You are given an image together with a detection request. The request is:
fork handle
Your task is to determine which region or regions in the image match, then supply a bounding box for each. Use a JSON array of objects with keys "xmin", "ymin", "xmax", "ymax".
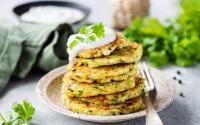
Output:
[{"xmin": 145, "ymin": 94, "xmax": 163, "ymax": 125}]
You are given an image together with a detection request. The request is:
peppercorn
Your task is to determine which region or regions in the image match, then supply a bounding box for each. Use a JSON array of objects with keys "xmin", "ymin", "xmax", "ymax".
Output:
[
  {"xmin": 173, "ymin": 76, "xmax": 177, "ymax": 80},
  {"xmin": 178, "ymin": 80, "xmax": 183, "ymax": 84},
  {"xmin": 177, "ymin": 70, "xmax": 181, "ymax": 75},
  {"xmin": 179, "ymin": 93, "xmax": 185, "ymax": 97}
]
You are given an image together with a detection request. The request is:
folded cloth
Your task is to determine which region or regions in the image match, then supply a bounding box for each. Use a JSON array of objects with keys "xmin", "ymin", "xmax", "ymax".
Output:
[{"xmin": 0, "ymin": 21, "xmax": 73, "ymax": 93}]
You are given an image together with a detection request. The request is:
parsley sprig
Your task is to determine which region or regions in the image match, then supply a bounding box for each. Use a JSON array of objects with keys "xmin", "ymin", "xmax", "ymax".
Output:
[
  {"xmin": 0, "ymin": 100, "xmax": 35, "ymax": 125},
  {"xmin": 69, "ymin": 22, "xmax": 105, "ymax": 49}
]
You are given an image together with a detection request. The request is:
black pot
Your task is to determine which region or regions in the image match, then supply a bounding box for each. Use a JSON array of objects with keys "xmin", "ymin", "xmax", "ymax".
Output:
[{"xmin": 13, "ymin": 1, "xmax": 91, "ymax": 31}]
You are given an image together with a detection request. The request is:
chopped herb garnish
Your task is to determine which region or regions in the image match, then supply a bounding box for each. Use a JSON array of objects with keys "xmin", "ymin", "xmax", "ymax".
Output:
[
  {"xmin": 112, "ymin": 112, "xmax": 117, "ymax": 115},
  {"xmin": 78, "ymin": 90, "xmax": 83, "ymax": 96},
  {"xmin": 68, "ymin": 88, "xmax": 74, "ymax": 92},
  {"xmin": 112, "ymin": 98, "xmax": 118, "ymax": 103},
  {"xmin": 68, "ymin": 22, "xmax": 106, "ymax": 49},
  {"xmin": 69, "ymin": 40, "xmax": 79, "ymax": 49},
  {"xmin": 76, "ymin": 36, "xmax": 84, "ymax": 41},
  {"xmin": 79, "ymin": 25, "xmax": 88, "ymax": 34},
  {"xmin": 72, "ymin": 68, "xmax": 76, "ymax": 72},
  {"xmin": 91, "ymin": 22, "xmax": 105, "ymax": 38},
  {"xmin": 88, "ymin": 34, "xmax": 97, "ymax": 41}
]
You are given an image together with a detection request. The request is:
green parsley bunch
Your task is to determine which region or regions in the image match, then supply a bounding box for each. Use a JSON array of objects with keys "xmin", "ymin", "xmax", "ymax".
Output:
[{"xmin": 123, "ymin": 0, "xmax": 200, "ymax": 67}]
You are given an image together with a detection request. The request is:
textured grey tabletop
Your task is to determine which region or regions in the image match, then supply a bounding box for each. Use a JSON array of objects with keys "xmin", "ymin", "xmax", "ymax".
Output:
[{"xmin": 0, "ymin": 0, "xmax": 200, "ymax": 125}]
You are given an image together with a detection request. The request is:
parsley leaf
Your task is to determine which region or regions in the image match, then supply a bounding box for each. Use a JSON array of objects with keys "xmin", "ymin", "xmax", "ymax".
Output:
[
  {"xmin": 13, "ymin": 100, "xmax": 35, "ymax": 122},
  {"xmin": 149, "ymin": 50, "xmax": 169, "ymax": 67},
  {"xmin": 0, "ymin": 100, "xmax": 35, "ymax": 125}
]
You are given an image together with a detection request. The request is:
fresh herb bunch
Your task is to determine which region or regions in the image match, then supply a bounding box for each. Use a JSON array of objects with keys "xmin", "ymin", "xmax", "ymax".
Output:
[
  {"xmin": 123, "ymin": 0, "xmax": 200, "ymax": 67},
  {"xmin": 69, "ymin": 22, "xmax": 105, "ymax": 49},
  {"xmin": 0, "ymin": 100, "xmax": 35, "ymax": 125}
]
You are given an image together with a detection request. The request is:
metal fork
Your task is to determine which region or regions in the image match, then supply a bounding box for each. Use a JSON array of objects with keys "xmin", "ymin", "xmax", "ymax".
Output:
[{"xmin": 139, "ymin": 62, "xmax": 163, "ymax": 125}]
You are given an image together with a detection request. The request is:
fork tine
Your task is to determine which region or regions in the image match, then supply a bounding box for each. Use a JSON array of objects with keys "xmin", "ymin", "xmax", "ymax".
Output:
[
  {"xmin": 143, "ymin": 62, "xmax": 155, "ymax": 91},
  {"xmin": 139, "ymin": 67, "xmax": 149, "ymax": 92}
]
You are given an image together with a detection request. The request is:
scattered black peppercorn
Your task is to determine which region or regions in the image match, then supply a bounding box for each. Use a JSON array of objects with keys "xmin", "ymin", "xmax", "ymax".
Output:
[
  {"xmin": 177, "ymin": 70, "xmax": 181, "ymax": 75},
  {"xmin": 173, "ymin": 76, "xmax": 177, "ymax": 80},
  {"xmin": 179, "ymin": 93, "xmax": 185, "ymax": 97}
]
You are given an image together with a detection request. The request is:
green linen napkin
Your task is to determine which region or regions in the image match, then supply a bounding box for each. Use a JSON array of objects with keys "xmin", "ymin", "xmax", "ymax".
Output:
[
  {"xmin": 0, "ymin": 23, "xmax": 25, "ymax": 93},
  {"xmin": 0, "ymin": 21, "xmax": 73, "ymax": 93}
]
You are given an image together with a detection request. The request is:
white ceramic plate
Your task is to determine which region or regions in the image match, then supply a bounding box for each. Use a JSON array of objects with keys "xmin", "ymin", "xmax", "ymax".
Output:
[{"xmin": 36, "ymin": 65, "xmax": 175, "ymax": 123}]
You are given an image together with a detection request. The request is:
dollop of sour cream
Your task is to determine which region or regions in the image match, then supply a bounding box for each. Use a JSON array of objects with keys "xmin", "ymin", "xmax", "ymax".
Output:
[{"xmin": 67, "ymin": 27, "xmax": 116, "ymax": 62}]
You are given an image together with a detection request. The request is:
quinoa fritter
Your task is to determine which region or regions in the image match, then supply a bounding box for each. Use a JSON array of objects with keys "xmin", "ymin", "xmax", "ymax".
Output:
[
  {"xmin": 62, "ymin": 77, "xmax": 135, "ymax": 97},
  {"xmin": 77, "ymin": 32, "xmax": 132, "ymax": 58},
  {"xmin": 74, "ymin": 43, "xmax": 142, "ymax": 68},
  {"xmin": 65, "ymin": 64, "xmax": 136, "ymax": 83},
  {"xmin": 68, "ymin": 71, "xmax": 135, "ymax": 83},
  {"xmin": 71, "ymin": 76, "xmax": 144, "ymax": 105},
  {"xmin": 65, "ymin": 96, "xmax": 145, "ymax": 116}
]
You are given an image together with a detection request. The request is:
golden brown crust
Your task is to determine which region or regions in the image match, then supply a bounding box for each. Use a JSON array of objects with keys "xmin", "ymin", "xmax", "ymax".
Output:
[
  {"xmin": 62, "ymin": 77, "xmax": 135, "ymax": 97},
  {"xmin": 72, "ymin": 80, "xmax": 144, "ymax": 105},
  {"xmin": 63, "ymin": 74, "xmax": 144, "ymax": 106},
  {"xmin": 74, "ymin": 44, "xmax": 142, "ymax": 68},
  {"xmin": 66, "ymin": 64, "xmax": 136, "ymax": 83},
  {"xmin": 77, "ymin": 32, "xmax": 132, "ymax": 58},
  {"xmin": 65, "ymin": 96, "xmax": 145, "ymax": 116},
  {"xmin": 69, "ymin": 71, "xmax": 135, "ymax": 83}
]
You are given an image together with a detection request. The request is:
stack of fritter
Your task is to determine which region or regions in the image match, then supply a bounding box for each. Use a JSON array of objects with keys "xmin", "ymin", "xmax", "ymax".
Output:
[{"xmin": 62, "ymin": 32, "xmax": 145, "ymax": 116}]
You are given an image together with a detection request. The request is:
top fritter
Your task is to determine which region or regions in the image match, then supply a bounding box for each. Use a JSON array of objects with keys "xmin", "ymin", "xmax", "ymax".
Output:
[{"xmin": 66, "ymin": 23, "xmax": 142, "ymax": 68}]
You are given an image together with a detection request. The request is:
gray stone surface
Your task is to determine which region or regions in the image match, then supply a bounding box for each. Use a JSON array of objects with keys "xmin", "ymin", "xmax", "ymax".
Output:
[{"xmin": 0, "ymin": 0, "xmax": 200, "ymax": 125}]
